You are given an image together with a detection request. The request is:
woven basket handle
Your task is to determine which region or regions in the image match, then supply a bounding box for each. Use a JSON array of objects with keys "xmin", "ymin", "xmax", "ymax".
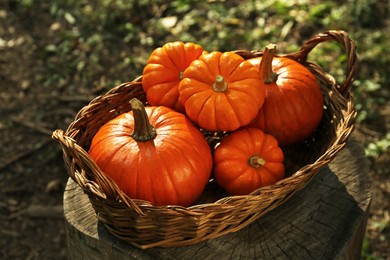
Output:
[
  {"xmin": 288, "ymin": 30, "xmax": 358, "ymax": 96},
  {"xmin": 52, "ymin": 129, "xmax": 145, "ymax": 216}
]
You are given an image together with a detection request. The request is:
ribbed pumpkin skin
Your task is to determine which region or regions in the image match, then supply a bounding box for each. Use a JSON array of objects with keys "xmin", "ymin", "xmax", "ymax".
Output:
[
  {"xmin": 248, "ymin": 57, "xmax": 324, "ymax": 146},
  {"xmin": 142, "ymin": 42, "xmax": 205, "ymax": 113},
  {"xmin": 88, "ymin": 106, "xmax": 212, "ymax": 207},
  {"xmin": 213, "ymin": 128, "xmax": 284, "ymax": 195},
  {"xmin": 178, "ymin": 51, "xmax": 266, "ymax": 132}
]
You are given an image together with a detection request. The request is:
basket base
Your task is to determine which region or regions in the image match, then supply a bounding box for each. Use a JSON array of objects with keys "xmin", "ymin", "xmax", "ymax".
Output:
[{"xmin": 64, "ymin": 136, "xmax": 371, "ymax": 259}]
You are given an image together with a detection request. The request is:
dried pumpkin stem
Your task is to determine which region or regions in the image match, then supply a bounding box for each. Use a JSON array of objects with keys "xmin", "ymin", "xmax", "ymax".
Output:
[
  {"xmin": 213, "ymin": 75, "xmax": 228, "ymax": 92},
  {"xmin": 130, "ymin": 98, "xmax": 157, "ymax": 142},
  {"xmin": 260, "ymin": 43, "xmax": 278, "ymax": 84},
  {"xmin": 249, "ymin": 155, "xmax": 266, "ymax": 169}
]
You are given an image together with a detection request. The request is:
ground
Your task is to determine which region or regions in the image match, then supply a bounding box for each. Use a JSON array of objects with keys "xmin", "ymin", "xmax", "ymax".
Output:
[{"xmin": 0, "ymin": 1, "xmax": 389, "ymax": 259}]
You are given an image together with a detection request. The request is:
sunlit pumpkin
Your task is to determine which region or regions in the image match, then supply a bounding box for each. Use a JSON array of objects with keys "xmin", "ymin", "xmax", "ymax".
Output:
[
  {"xmin": 88, "ymin": 98, "xmax": 213, "ymax": 207},
  {"xmin": 142, "ymin": 41, "xmax": 205, "ymax": 113},
  {"xmin": 213, "ymin": 127, "xmax": 284, "ymax": 195},
  {"xmin": 247, "ymin": 44, "xmax": 324, "ymax": 145},
  {"xmin": 178, "ymin": 51, "xmax": 266, "ymax": 131}
]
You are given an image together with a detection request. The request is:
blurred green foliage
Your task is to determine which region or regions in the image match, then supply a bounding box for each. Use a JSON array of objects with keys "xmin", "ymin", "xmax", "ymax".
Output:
[{"xmin": 365, "ymin": 133, "xmax": 390, "ymax": 158}]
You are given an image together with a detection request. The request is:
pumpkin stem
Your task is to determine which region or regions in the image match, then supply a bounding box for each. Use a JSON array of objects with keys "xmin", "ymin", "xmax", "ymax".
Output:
[
  {"xmin": 248, "ymin": 155, "xmax": 266, "ymax": 169},
  {"xmin": 130, "ymin": 98, "xmax": 157, "ymax": 142},
  {"xmin": 260, "ymin": 43, "xmax": 278, "ymax": 84},
  {"xmin": 213, "ymin": 75, "xmax": 228, "ymax": 92},
  {"xmin": 179, "ymin": 71, "xmax": 184, "ymax": 80}
]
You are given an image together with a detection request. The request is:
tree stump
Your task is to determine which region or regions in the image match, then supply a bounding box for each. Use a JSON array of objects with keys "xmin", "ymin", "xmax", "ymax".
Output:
[{"xmin": 63, "ymin": 137, "xmax": 372, "ymax": 259}]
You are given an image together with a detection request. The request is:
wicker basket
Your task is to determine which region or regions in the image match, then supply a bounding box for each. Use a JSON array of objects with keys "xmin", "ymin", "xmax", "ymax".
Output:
[{"xmin": 52, "ymin": 30, "xmax": 358, "ymax": 249}]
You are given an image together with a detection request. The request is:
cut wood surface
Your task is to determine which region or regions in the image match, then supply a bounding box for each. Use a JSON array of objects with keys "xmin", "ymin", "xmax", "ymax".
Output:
[{"xmin": 64, "ymin": 137, "xmax": 372, "ymax": 259}]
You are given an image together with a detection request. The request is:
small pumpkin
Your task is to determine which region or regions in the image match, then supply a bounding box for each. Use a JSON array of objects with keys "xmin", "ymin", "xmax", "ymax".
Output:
[
  {"xmin": 247, "ymin": 44, "xmax": 324, "ymax": 145},
  {"xmin": 88, "ymin": 98, "xmax": 212, "ymax": 207},
  {"xmin": 178, "ymin": 51, "xmax": 266, "ymax": 132},
  {"xmin": 142, "ymin": 41, "xmax": 205, "ymax": 113},
  {"xmin": 213, "ymin": 127, "xmax": 284, "ymax": 195}
]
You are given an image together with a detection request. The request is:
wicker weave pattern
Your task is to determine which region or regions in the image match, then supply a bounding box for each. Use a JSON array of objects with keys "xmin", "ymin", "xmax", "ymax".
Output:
[{"xmin": 52, "ymin": 30, "xmax": 358, "ymax": 249}]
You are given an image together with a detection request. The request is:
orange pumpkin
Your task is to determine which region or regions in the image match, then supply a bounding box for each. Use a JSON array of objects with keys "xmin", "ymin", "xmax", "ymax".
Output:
[
  {"xmin": 247, "ymin": 44, "xmax": 324, "ymax": 145},
  {"xmin": 142, "ymin": 41, "xmax": 205, "ymax": 113},
  {"xmin": 88, "ymin": 98, "xmax": 212, "ymax": 207},
  {"xmin": 178, "ymin": 51, "xmax": 266, "ymax": 131},
  {"xmin": 213, "ymin": 127, "xmax": 284, "ymax": 195}
]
